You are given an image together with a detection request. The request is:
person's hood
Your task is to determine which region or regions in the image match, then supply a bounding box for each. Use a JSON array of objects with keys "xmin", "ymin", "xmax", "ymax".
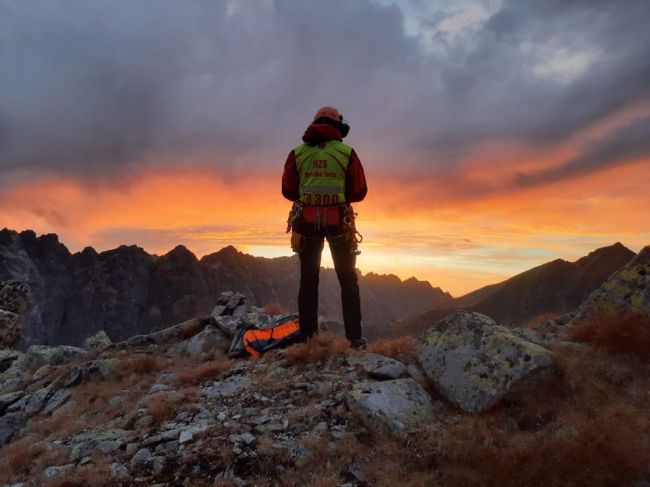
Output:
[{"xmin": 301, "ymin": 123, "xmax": 342, "ymax": 145}]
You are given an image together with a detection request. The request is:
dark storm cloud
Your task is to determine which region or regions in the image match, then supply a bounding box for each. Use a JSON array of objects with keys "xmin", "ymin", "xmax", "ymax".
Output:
[
  {"xmin": 513, "ymin": 116, "xmax": 650, "ymax": 188},
  {"xmin": 1, "ymin": 0, "xmax": 649, "ymax": 184}
]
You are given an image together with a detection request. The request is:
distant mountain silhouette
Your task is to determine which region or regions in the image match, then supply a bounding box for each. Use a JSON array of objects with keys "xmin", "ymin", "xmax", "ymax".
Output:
[
  {"xmin": 0, "ymin": 229, "xmax": 452, "ymax": 346},
  {"xmin": 397, "ymin": 243, "xmax": 636, "ymax": 336}
]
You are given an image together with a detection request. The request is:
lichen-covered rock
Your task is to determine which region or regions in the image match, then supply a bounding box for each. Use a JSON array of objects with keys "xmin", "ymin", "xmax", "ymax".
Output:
[
  {"xmin": 70, "ymin": 428, "xmax": 131, "ymax": 461},
  {"xmin": 348, "ymin": 378, "xmax": 433, "ymax": 433},
  {"xmin": 115, "ymin": 317, "xmax": 211, "ymax": 348},
  {"xmin": 570, "ymin": 245, "xmax": 650, "ymax": 322},
  {"xmin": 0, "ymin": 349, "xmax": 23, "ymax": 373},
  {"xmin": 349, "ymin": 353, "xmax": 408, "ymax": 380},
  {"xmin": 0, "ymin": 391, "xmax": 24, "ymax": 413},
  {"xmin": 0, "ymin": 281, "xmax": 29, "ymax": 348},
  {"xmin": 0, "ymin": 411, "xmax": 26, "ymax": 446},
  {"xmin": 418, "ymin": 310, "xmax": 553, "ymax": 412},
  {"xmin": 201, "ymin": 375, "xmax": 250, "ymax": 398},
  {"xmin": 42, "ymin": 388, "xmax": 72, "ymax": 415},
  {"xmin": 23, "ymin": 345, "xmax": 87, "ymax": 371},
  {"xmin": 82, "ymin": 330, "xmax": 113, "ymax": 351},
  {"xmin": 187, "ymin": 325, "xmax": 230, "ymax": 355}
]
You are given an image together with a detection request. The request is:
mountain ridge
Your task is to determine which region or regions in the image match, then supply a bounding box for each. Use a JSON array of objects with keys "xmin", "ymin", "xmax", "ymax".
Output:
[
  {"xmin": 0, "ymin": 228, "xmax": 452, "ymax": 346},
  {"xmin": 397, "ymin": 241, "xmax": 637, "ymax": 336}
]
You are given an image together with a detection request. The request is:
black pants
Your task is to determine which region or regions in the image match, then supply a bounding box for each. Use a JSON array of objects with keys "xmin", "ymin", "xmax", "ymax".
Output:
[{"xmin": 298, "ymin": 229, "xmax": 362, "ymax": 341}]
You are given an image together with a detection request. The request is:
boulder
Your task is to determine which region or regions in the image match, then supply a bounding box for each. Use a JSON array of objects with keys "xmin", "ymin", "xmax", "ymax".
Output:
[
  {"xmin": 349, "ymin": 353, "xmax": 408, "ymax": 380},
  {"xmin": 43, "ymin": 388, "xmax": 72, "ymax": 415},
  {"xmin": 418, "ymin": 310, "xmax": 553, "ymax": 412},
  {"xmin": 0, "ymin": 411, "xmax": 26, "ymax": 446},
  {"xmin": 201, "ymin": 376, "xmax": 250, "ymax": 398},
  {"xmin": 570, "ymin": 245, "xmax": 650, "ymax": 322},
  {"xmin": 186, "ymin": 325, "xmax": 230, "ymax": 355},
  {"xmin": 0, "ymin": 391, "xmax": 24, "ymax": 413},
  {"xmin": 23, "ymin": 345, "xmax": 87, "ymax": 371},
  {"xmin": 82, "ymin": 330, "xmax": 113, "ymax": 351},
  {"xmin": 115, "ymin": 317, "xmax": 210, "ymax": 349},
  {"xmin": 70, "ymin": 428, "xmax": 131, "ymax": 461},
  {"xmin": 348, "ymin": 378, "xmax": 433, "ymax": 434},
  {"xmin": 0, "ymin": 350, "xmax": 23, "ymax": 373}
]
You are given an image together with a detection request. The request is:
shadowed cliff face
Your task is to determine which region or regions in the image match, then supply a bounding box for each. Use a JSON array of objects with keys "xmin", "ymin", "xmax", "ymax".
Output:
[
  {"xmin": 0, "ymin": 229, "xmax": 452, "ymax": 346},
  {"xmin": 399, "ymin": 242, "xmax": 637, "ymax": 337}
]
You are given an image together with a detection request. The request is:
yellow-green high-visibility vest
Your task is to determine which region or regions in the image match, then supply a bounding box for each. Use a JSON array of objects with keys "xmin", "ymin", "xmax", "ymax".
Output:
[{"xmin": 294, "ymin": 140, "xmax": 352, "ymax": 205}]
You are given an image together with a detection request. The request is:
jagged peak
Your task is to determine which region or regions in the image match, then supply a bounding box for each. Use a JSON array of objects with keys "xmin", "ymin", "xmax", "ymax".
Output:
[
  {"xmin": 162, "ymin": 244, "xmax": 198, "ymax": 263},
  {"xmin": 575, "ymin": 242, "xmax": 635, "ymax": 267}
]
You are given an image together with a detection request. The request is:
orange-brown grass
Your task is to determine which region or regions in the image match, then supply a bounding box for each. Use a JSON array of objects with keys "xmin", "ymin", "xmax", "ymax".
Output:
[
  {"xmin": 255, "ymin": 435, "xmax": 293, "ymax": 464},
  {"xmin": 27, "ymin": 409, "xmax": 81, "ymax": 438},
  {"xmin": 264, "ymin": 303, "xmax": 290, "ymax": 315},
  {"xmin": 32, "ymin": 446, "xmax": 70, "ymax": 476},
  {"xmin": 284, "ymin": 332, "xmax": 349, "ymax": 365},
  {"xmin": 249, "ymin": 432, "xmax": 370, "ymax": 487},
  {"xmin": 367, "ymin": 335, "xmax": 417, "ymax": 359},
  {"xmin": 0, "ymin": 435, "xmax": 44, "ymax": 481},
  {"xmin": 176, "ymin": 357, "xmax": 233, "ymax": 385},
  {"xmin": 119, "ymin": 354, "xmax": 162, "ymax": 375},
  {"xmin": 426, "ymin": 343, "xmax": 650, "ymax": 486},
  {"xmin": 569, "ymin": 310, "xmax": 650, "ymax": 361},
  {"xmin": 144, "ymin": 391, "xmax": 184, "ymax": 424},
  {"xmin": 44, "ymin": 463, "xmax": 112, "ymax": 487}
]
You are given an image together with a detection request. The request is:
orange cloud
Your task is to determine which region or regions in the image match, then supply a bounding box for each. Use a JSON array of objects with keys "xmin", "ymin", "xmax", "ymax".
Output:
[{"xmin": 1, "ymin": 156, "xmax": 648, "ymax": 296}]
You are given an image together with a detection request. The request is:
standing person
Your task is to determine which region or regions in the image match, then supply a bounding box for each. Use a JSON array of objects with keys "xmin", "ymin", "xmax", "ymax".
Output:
[{"xmin": 282, "ymin": 106, "xmax": 368, "ymax": 349}]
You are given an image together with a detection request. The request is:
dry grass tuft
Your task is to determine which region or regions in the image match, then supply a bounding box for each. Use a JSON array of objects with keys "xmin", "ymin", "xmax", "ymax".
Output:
[
  {"xmin": 569, "ymin": 310, "xmax": 650, "ymax": 361},
  {"xmin": 144, "ymin": 391, "xmax": 184, "ymax": 424},
  {"xmin": 120, "ymin": 354, "xmax": 161, "ymax": 375},
  {"xmin": 176, "ymin": 357, "xmax": 233, "ymax": 385},
  {"xmin": 427, "ymin": 343, "xmax": 650, "ymax": 486},
  {"xmin": 367, "ymin": 335, "xmax": 417, "ymax": 359},
  {"xmin": 32, "ymin": 446, "xmax": 70, "ymax": 475},
  {"xmin": 27, "ymin": 409, "xmax": 82, "ymax": 438},
  {"xmin": 284, "ymin": 332, "xmax": 349, "ymax": 365},
  {"xmin": 45, "ymin": 463, "xmax": 112, "ymax": 487},
  {"xmin": 264, "ymin": 303, "xmax": 290, "ymax": 315},
  {"xmin": 0, "ymin": 435, "xmax": 44, "ymax": 478}
]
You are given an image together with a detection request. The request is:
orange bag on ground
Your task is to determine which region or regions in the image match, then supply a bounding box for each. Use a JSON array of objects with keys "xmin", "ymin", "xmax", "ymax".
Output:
[{"xmin": 242, "ymin": 317, "xmax": 301, "ymax": 357}]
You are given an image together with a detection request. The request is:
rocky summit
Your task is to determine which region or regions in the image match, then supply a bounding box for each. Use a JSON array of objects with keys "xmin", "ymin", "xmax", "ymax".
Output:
[
  {"xmin": 0, "ymin": 289, "xmax": 648, "ymax": 486},
  {"xmin": 567, "ymin": 244, "xmax": 650, "ymax": 323}
]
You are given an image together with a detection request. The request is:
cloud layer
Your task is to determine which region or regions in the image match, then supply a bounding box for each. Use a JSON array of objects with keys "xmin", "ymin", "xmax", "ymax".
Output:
[{"xmin": 2, "ymin": 0, "xmax": 649, "ymax": 184}]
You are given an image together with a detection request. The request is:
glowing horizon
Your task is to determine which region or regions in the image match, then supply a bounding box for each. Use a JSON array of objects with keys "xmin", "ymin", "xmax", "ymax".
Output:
[
  {"xmin": 2, "ymin": 1, "xmax": 649, "ymax": 297},
  {"xmin": 1, "ymin": 157, "xmax": 647, "ymax": 297}
]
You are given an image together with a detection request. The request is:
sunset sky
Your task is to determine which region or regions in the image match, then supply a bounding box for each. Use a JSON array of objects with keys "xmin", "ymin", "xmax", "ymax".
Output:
[{"xmin": 1, "ymin": 0, "xmax": 649, "ymax": 296}]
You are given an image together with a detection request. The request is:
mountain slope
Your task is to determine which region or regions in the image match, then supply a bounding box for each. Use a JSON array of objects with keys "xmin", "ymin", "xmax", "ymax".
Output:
[
  {"xmin": 398, "ymin": 243, "xmax": 636, "ymax": 336},
  {"xmin": 0, "ymin": 229, "xmax": 451, "ymax": 346}
]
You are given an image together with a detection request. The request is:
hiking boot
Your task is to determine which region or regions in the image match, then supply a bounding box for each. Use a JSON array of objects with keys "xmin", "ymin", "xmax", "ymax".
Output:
[{"xmin": 350, "ymin": 337, "xmax": 368, "ymax": 350}]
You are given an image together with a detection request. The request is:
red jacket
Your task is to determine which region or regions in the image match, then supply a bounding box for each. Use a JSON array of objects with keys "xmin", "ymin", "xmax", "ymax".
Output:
[{"xmin": 282, "ymin": 123, "xmax": 367, "ymax": 204}]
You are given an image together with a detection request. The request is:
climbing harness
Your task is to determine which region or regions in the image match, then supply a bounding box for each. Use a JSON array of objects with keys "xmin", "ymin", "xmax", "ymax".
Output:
[
  {"xmin": 286, "ymin": 200, "xmax": 304, "ymax": 233},
  {"xmin": 343, "ymin": 205, "xmax": 363, "ymax": 255}
]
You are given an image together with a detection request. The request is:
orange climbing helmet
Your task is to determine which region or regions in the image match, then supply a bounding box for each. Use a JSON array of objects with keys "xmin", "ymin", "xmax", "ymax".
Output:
[
  {"xmin": 312, "ymin": 106, "xmax": 350, "ymax": 137},
  {"xmin": 313, "ymin": 106, "xmax": 343, "ymax": 123}
]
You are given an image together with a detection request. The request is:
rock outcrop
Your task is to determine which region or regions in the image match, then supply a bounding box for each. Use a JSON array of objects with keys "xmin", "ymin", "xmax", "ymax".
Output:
[
  {"xmin": 418, "ymin": 310, "xmax": 553, "ymax": 412},
  {"xmin": 348, "ymin": 378, "xmax": 433, "ymax": 434},
  {"xmin": 0, "ymin": 228, "xmax": 452, "ymax": 346},
  {"xmin": 568, "ymin": 245, "xmax": 650, "ymax": 323},
  {"xmin": 0, "ymin": 297, "xmax": 444, "ymax": 484},
  {"xmin": 0, "ymin": 281, "xmax": 30, "ymax": 348}
]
